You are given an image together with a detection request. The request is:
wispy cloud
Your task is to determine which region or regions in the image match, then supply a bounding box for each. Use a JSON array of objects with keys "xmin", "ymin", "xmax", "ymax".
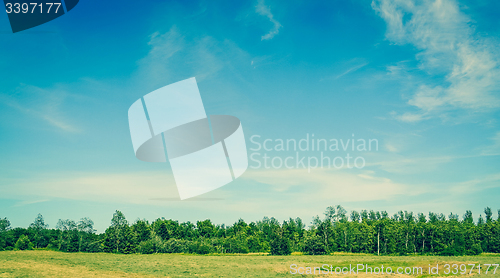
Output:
[
  {"xmin": 0, "ymin": 171, "xmax": 179, "ymax": 204},
  {"xmin": 386, "ymin": 60, "xmax": 412, "ymax": 76},
  {"xmin": 0, "ymin": 84, "xmax": 81, "ymax": 133},
  {"xmin": 13, "ymin": 199, "xmax": 50, "ymax": 207},
  {"xmin": 319, "ymin": 58, "xmax": 369, "ymax": 81},
  {"xmin": 449, "ymin": 173, "xmax": 500, "ymax": 195},
  {"xmin": 385, "ymin": 143, "xmax": 399, "ymax": 153},
  {"xmin": 255, "ymin": 0, "xmax": 282, "ymax": 40},
  {"xmin": 334, "ymin": 63, "xmax": 368, "ymax": 80},
  {"xmin": 0, "ymin": 168, "xmax": 409, "ymax": 204},
  {"xmin": 480, "ymin": 131, "xmax": 500, "ymax": 156},
  {"xmin": 243, "ymin": 168, "xmax": 411, "ymax": 202},
  {"xmin": 136, "ymin": 26, "xmax": 251, "ymax": 90},
  {"xmin": 369, "ymin": 154, "xmax": 455, "ymax": 174},
  {"xmin": 394, "ymin": 111, "xmax": 428, "ymax": 123},
  {"xmin": 373, "ymin": 0, "xmax": 500, "ymax": 122}
]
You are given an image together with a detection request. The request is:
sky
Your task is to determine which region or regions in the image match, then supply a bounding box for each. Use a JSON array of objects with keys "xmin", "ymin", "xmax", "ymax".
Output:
[{"xmin": 1, "ymin": 0, "xmax": 500, "ymax": 232}]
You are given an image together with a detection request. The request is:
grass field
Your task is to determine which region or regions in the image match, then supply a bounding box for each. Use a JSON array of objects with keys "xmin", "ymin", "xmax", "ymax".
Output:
[{"xmin": 0, "ymin": 251, "xmax": 499, "ymax": 277}]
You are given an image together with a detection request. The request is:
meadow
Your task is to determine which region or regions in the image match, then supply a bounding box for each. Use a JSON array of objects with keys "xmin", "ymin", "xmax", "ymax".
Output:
[{"xmin": 1, "ymin": 251, "xmax": 499, "ymax": 277}]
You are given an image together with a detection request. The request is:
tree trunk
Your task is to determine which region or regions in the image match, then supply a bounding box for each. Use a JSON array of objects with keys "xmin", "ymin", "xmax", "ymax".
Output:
[
  {"xmin": 421, "ymin": 230, "xmax": 425, "ymax": 253},
  {"xmin": 377, "ymin": 230, "xmax": 380, "ymax": 256},
  {"xmin": 344, "ymin": 229, "xmax": 347, "ymax": 252},
  {"xmin": 405, "ymin": 231, "xmax": 408, "ymax": 251},
  {"xmin": 324, "ymin": 230, "xmax": 328, "ymax": 252},
  {"xmin": 116, "ymin": 229, "xmax": 120, "ymax": 253},
  {"xmin": 430, "ymin": 231, "xmax": 434, "ymax": 253}
]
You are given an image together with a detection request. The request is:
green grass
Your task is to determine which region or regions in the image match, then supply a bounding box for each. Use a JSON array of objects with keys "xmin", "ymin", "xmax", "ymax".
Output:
[{"xmin": 0, "ymin": 251, "xmax": 499, "ymax": 277}]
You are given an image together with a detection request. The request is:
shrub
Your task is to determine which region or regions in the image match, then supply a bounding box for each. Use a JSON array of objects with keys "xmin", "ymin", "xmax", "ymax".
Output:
[
  {"xmin": 15, "ymin": 235, "xmax": 34, "ymax": 250},
  {"xmin": 270, "ymin": 237, "xmax": 291, "ymax": 255},
  {"xmin": 165, "ymin": 238, "xmax": 189, "ymax": 253},
  {"xmin": 224, "ymin": 237, "xmax": 249, "ymax": 254},
  {"xmin": 137, "ymin": 240, "xmax": 155, "ymax": 254},
  {"xmin": 466, "ymin": 244, "xmax": 483, "ymax": 255},
  {"xmin": 190, "ymin": 241, "xmax": 214, "ymax": 254},
  {"xmin": 303, "ymin": 235, "xmax": 327, "ymax": 255},
  {"xmin": 81, "ymin": 240, "xmax": 102, "ymax": 253},
  {"xmin": 440, "ymin": 246, "xmax": 459, "ymax": 256}
]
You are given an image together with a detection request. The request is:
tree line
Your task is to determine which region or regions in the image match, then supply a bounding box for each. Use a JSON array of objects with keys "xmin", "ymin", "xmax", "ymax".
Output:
[{"xmin": 1, "ymin": 206, "xmax": 499, "ymax": 256}]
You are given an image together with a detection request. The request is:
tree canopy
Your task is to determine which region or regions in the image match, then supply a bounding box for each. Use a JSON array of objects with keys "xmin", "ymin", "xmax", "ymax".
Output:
[{"xmin": 1, "ymin": 206, "xmax": 499, "ymax": 256}]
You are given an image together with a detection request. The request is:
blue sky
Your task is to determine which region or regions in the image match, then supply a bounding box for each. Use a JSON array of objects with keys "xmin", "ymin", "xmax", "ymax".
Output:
[{"xmin": 1, "ymin": 0, "xmax": 500, "ymax": 232}]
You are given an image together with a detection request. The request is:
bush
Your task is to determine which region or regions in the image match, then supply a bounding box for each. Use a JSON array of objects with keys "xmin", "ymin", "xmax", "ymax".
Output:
[
  {"xmin": 15, "ymin": 235, "xmax": 34, "ymax": 250},
  {"xmin": 137, "ymin": 240, "xmax": 155, "ymax": 254},
  {"xmin": 270, "ymin": 237, "xmax": 291, "ymax": 255},
  {"xmin": 247, "ymin": 236, "xmax": 263, "ymax": 253},
  {"xmin": 466, "ymin": 244, "xmax": 483, "ymax": 255},
  {"xmin": 303, "ymin": 235, "xmax": 327, "ymax": 255},
  {"xmin": 82, "ymin": 240, "xmax": 102, "ymax": 253},
  {"xmin": 136, "ymin": 236, "xmax": 175, "ymax": 254},
  {"xmin": 224, "ymin": 237, "xmax": 249, "ymax": 254},
  {"xmin": 165, "ymin": 238, "xmax": 189, "ymax": 253},
  {"xmin": 190, "ymin": 241, "xmax": 214, "ymax": 254},
  {"xmin": 45, "ymin": 243, "xmax": 59, "ymax": 251},
  {"xmin": 440, "ymin": 246, "xmax": 459, "ymax": 256}
]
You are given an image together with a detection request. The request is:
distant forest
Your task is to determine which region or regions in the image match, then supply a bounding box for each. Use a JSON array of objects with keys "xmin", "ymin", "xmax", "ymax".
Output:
[{"xmin": 1, "ymin": 206, "xmax": 499, "ymax": 256}]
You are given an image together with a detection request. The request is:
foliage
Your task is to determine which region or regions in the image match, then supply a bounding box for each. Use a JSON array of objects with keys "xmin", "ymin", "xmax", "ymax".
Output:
[
  {"xmin": 303, "ymin": 235, "xmax": 327, "ymax": 255},
  {"xmin": 1, "ymin": 206, "xmax": 500, "ymax": 256},
  {"xmin": 15, "ymin": 235, "xmax": 33, "ymax": 250}
]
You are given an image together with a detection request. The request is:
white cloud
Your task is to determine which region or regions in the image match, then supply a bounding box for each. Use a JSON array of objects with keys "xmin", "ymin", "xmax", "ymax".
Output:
[
  {"xmin": 395, "ymin": 112, "xmax": 428, "ymax": 123},
  {"xmin": 255, "ymin": 0, "xmax": 282, "ymax": 40},
  {"xmin": 0, "ymin": 84, "xmax": 81, "ymax": 133},
  {"xmin": 13, "ymin": 199, "xmax": 50, "ymax": 207},
  {"xmin": 2, "ymin": 167, "xmax": 497, "ymax": 226},
  {"xmin": 334, "ymin": 63, "xmax": 368, "ymax": 80},
  {"xmin": 243, "ymin": 168, "xmax": 411, "ymax": 202},
  {"xmin": 373, "ymin": 0, "xmax": 500, "ymax": 121},
  {"xmin": 136, "ymin": 26, "xmax": 251, "ymax": 88},
  {"xmin": 385, "ymin": 143, "xmax": 399, "ymax": 152},
  {"xmin": 0, "ymin": 171, "xmax": 180, "ymax": 204},
  {"xmin": 386, "ymin": 60, "xmax": 412, "ymax": 76},
  {"xmin": 449, "ymin": 173, "xmax": 500, "ymax": 195},
  {"xmin": 0, "ymin": 168, "xmax": 413, "ymax": 207},
  {"xmin": 480, "ymin": 131, "xmax": 500, "ymax": 156},
  {"xmin": 368, "ymin": 153, "xmax": 455, "ymax": 174}
]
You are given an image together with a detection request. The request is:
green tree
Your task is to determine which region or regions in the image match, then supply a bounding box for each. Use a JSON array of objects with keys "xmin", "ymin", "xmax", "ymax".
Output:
[
  {"xmin": 478, "ymin": 215, "xmax": 485, "ymax": 225},
  {"xmin": 15, "ymin": 235, "xmax": 34, "ymax": 250},
  {"xmin": 197, "ymin": 219, "xmax": 215, "ymax": 238},
  {"xmin": 156, "ymin": 221, "xmax": 170, "ymax": 240},
  {"xmin": 77, "ymin": 218, "xmax": 95, "ymax": 252},
  {"xmin": 485, "ymin": 207, "xmax": 493, "ymax": 223},
  {"xmin": 0, "ymin": 218, "xmax": 10, "ymax": 232},
  {"xmin": 132, "ymin": 219, "xmax": 151, "ymax": 243},
  {"xmin": 463, "ymin": 211, "xmax": 474, "ymax": 224},
  {"xmin": 303, "ymin": 234, "xmax": 327, "ymax": 255},
  {"xmin": 102, "ymin": 210, "xmax": 136, "ymax": 253},
  {"xmin": 0, "ymin": 217, "xmax": 11, "ymax": 250},
  {"xmin": 56, "ymin": 219, "xmax": 78, "ymax": 252},
  {"xmin": 78, "ymin": 218, "xmax": 95, "ymax": 234},
  {"xmin": 270, "ymin": 236, "xmax": 291, "ymax": 255},
  {"xmin": 324, "ymin": 206, "xmax": 335, "ymax": 223},
  {"xmin": 29, "ymin": 213, "xmax": 48, "ymax": 248},
  {"xmin": 350, "ymin": 211, "xmax": 360, "ymax": 222}
]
